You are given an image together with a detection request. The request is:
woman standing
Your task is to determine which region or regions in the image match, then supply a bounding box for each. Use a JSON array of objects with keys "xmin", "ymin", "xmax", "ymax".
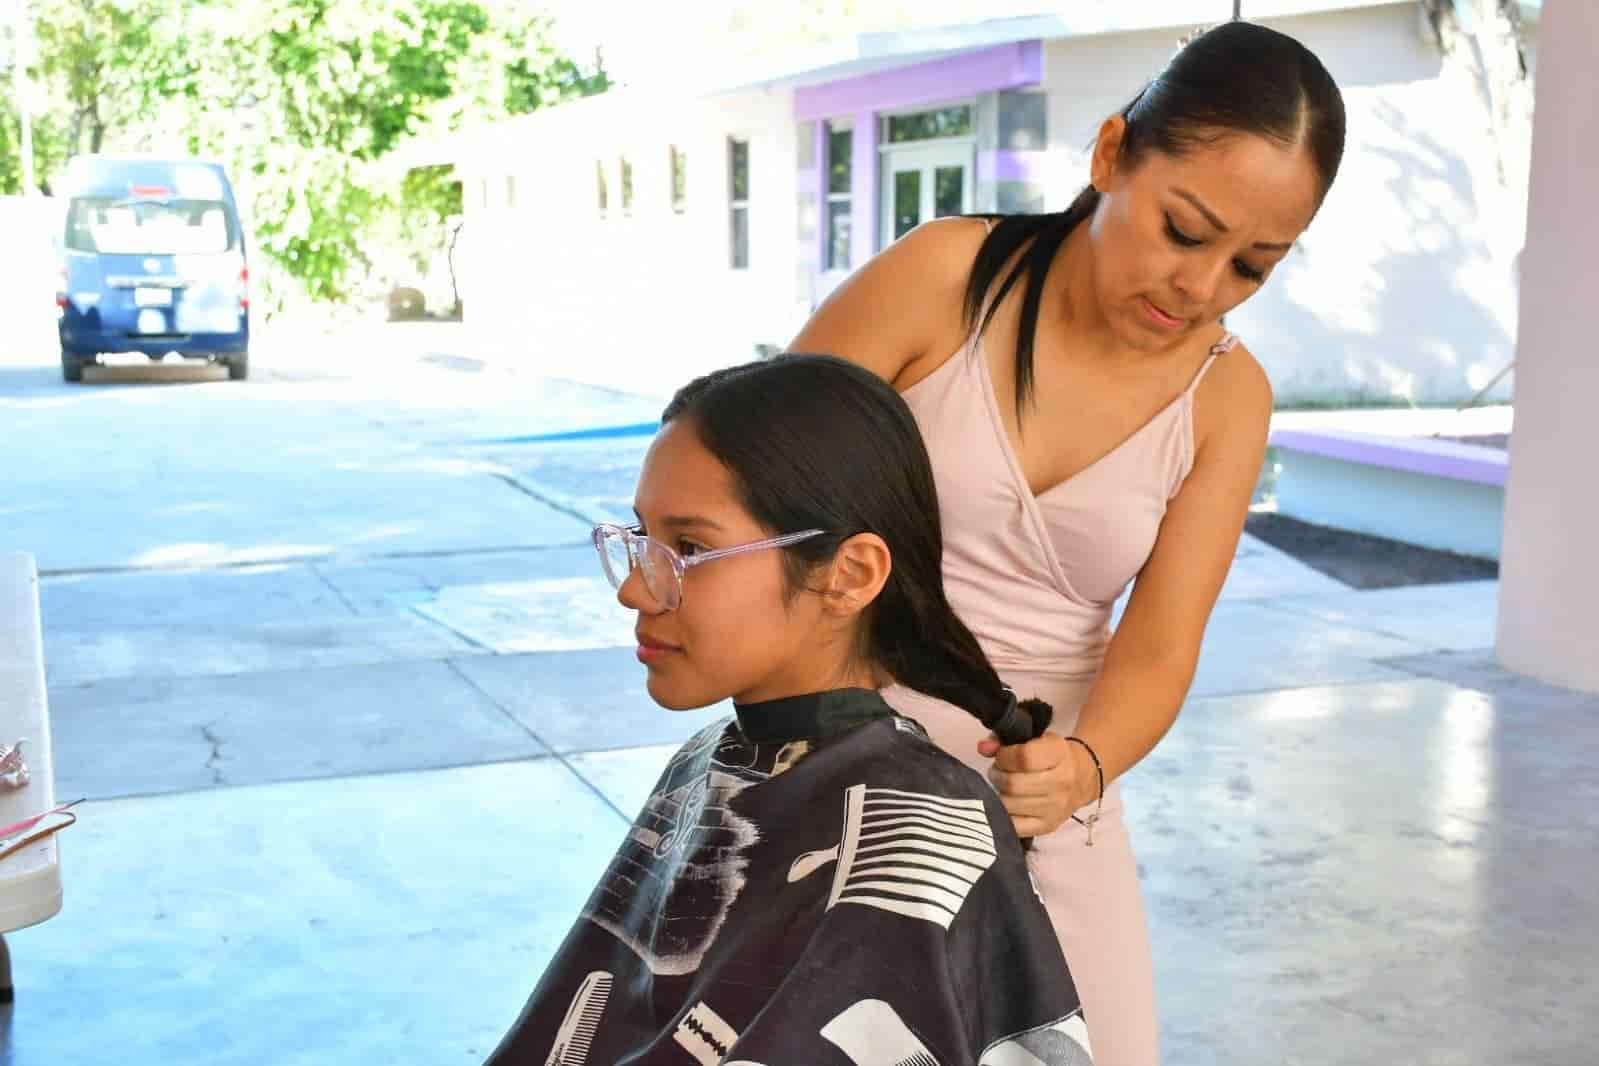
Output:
[{"xmin": 789, "ymin": 21, "xmax": 1346, "ymax": 1065}]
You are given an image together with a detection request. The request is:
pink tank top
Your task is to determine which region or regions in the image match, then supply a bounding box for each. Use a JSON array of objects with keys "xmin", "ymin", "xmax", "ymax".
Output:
[{"xmin": 901, "ymin": 322, "xmax": 1237, "ymax": 681}]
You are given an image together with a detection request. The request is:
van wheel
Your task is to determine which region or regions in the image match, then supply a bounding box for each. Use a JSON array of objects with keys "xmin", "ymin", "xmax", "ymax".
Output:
[
  {"xmin": 61, "ymin": 353, "xmax": 84, "ymax": 382},
  {"xmin": 227, "ymin": 353, "xmax": 249, "ymax": 381}
]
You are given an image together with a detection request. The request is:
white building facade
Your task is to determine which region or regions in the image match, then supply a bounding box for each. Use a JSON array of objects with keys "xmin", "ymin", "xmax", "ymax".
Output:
[{"xmin": 442, "ymin": 1, "xmax": 1534, "ymax": 403}]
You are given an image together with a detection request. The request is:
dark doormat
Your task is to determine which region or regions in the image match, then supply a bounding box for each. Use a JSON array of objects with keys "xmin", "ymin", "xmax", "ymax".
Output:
[{"xmin": 1245, "ymin": 512, "xmax": 1499, "ymax": 590}]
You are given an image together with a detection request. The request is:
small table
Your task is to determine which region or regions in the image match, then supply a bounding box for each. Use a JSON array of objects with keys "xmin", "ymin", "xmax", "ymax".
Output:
[{"xmin": 0, "ymin": 553, "xmax": 65, "ymax": 1000}]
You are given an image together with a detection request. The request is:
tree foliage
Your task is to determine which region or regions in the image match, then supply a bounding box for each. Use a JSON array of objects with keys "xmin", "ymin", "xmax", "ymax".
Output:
[{"xmin": 30, "ymin": 0, "xmax": 190, "ymax": 155}]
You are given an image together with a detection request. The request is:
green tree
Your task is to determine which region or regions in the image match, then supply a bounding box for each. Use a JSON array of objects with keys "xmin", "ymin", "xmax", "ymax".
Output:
[
  {"xmin": 0, "ymin": 99, "xmax": 68, "ymax": 195},
  {"xmin": 30, "ymin": 0, "xmax": 192, "ymax": 155},
  {"xmin": 1, "ymin": 17, "xmax": 69, "ymax": 195}
]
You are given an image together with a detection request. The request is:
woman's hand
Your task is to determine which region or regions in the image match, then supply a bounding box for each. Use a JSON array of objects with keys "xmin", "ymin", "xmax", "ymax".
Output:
[{"xmin": 978, "ymin": 733, "xmax": 1098, "ymax": 838}]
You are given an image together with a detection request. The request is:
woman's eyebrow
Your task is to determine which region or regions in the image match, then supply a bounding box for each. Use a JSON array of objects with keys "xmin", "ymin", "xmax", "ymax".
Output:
[
  {"xmin": 1173, "ymin": 187, "xmax": 1293, "ymax": 252},
  {"xmin": 1173, "ymin": 188, "xmax": 1230, "ymax": 231}
]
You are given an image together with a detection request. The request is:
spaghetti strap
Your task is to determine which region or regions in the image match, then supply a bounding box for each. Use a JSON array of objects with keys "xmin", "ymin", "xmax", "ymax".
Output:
[
  {"xmin": 1186, "ymin": 333, "xmax": 1237, "ymax": 394},
  {"xmin": 1185, "ymin": 354, "xmax": 1221, "ymax": 394}
]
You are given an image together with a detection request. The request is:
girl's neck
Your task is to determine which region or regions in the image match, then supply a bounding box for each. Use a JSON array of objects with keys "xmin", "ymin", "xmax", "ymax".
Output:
[{"xmin": 732, "ymin": 656, "xmax": 880, "ymax": 707}]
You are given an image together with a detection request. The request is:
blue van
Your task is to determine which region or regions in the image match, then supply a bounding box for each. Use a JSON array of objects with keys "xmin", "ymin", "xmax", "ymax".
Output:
[{"xmin": 56, "ymin": 156, "xmax": 250, "ymax": 381}]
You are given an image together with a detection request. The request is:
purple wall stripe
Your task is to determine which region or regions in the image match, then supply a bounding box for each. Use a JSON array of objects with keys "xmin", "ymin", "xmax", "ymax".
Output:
[
  {"xmin": 794, "ymin": 41, "xmax": 1043, "ymax": 122},
  {"xmin": 850, "ymin": 116, "xmax": 878, "ymax": 270},
  {"xmin": 1269, "ymin": 429, "xmax": 1509, "ymax": 487},
  {"xmin": 813, "ymin": 120, "xmax": 829, "ymax": 271}
]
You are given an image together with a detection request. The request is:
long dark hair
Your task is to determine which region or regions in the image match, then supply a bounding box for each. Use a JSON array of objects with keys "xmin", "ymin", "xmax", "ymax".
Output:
[
  {"xmin": 967, "ymin": 20, "xmax": 1347, "ymax": 418},
  {"xmin": 661, "ymin": 354, "xmax": 1052, "ymax": 747}
]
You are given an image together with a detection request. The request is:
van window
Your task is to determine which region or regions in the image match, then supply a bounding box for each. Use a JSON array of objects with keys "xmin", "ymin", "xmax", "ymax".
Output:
[{"xmin": 65, "ymin": 197, "xmax": 236, "ymax": 255}]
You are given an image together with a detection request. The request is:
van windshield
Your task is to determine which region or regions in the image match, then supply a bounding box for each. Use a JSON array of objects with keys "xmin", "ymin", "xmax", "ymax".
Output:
[{"xmin": 65, "ymin": 197, "xmax": 237, "ymax": 255}]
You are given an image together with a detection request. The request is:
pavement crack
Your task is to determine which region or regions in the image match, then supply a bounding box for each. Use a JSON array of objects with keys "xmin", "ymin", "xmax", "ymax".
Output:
[
  {"xmin": 443, "ymin": 659, "xmax": 628, "ymax": 822},
  {"xmin": 200, "ymin": 722, "xmax": 226, "ymax": 785},
  {"xmin": 308, "ymin": 562, "xmax": 362, "ymax": 616},
  {"xmin": 36, "ymin": 540, "xmax": 592, "ymax": 579},
  {"xmin": 411, "ymin": 605, "xmax": 493, "ymax": 653},
  {"xmin": 488, "ymin": 472, "xmax": 599, "ymax": 526}
]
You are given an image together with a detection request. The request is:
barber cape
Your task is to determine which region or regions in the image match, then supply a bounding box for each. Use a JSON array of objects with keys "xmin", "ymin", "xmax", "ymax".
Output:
[{"xmin": 485, "ymin": 687, "xmax": 1091, "ymax": 1066}]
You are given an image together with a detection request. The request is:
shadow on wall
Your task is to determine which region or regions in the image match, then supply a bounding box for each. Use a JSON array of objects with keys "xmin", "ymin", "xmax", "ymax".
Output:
[{"xmin": 1233, "ymin": 88, "xmax": 1521, "ymax": 407}]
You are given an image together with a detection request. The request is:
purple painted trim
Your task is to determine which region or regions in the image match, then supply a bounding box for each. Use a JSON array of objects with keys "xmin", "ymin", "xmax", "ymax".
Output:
[
  {"xmin": 813, "ymin": 121, "xmax": 829, "ymax": 271},
  {"xmin": 977, "ymin": 149, "xmax": 1051, "ymax": 185},
  {"xmin": 1269, "ymin": 429, "xmax": 1508, "ymax": 487},
  {"xmin": 851, "ymin": 115, "xmax": 878, "ymax": 267},
  {"xmin": 794, "ymin": 41, "xmax": 1042, "ymax": 122}
]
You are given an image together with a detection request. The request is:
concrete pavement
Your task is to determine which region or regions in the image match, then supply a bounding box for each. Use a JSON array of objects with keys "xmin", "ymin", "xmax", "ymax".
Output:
[{"xmin": 0, "ymin": 328, "xmax": 1593, "ymax": 1063}]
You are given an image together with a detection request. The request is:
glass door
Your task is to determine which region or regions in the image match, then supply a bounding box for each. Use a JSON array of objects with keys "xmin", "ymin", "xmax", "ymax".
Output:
[{"xmin": 880, "ymin": 141, "xmax": 974, "ymax": 250}]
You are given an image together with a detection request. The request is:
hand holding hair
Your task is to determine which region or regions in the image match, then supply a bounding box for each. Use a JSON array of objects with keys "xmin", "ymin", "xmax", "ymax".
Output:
[{"xmin": 981, "ymin": 727, "xmax": 1106, "ymax": 841}]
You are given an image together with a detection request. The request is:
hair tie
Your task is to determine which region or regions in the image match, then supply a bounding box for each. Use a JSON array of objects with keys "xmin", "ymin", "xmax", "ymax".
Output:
[{"xmin": 990, "ymin": 689, "xmax": 1034, "ymax": 746}]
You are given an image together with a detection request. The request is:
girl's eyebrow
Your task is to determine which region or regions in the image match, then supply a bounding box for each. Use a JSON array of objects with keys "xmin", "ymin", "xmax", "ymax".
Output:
[{"xmin": 632, "ymin": 508, "xmax": 725, "ymax": 532}]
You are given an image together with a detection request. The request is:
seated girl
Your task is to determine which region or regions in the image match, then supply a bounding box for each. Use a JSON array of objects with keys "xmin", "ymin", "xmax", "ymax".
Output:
[{"xmin": 485, "ymin": 354, "xmax": 1092, "ymax": 1066}]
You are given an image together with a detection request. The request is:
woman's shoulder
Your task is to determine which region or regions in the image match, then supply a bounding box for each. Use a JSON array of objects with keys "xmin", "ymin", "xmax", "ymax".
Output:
[
  {"xmin": 869, "ymin": 217, "xmax": 992, "ymax": 316},
  {"xmin": 901, "ymin": 213, "xmax": 994, "ymax": 256},
  {"xmin": 787, "ymin": 217, "xmax": 989, "ymax": 386},
  {"xmin": 1194, "ymin": 333, "xmax": 1273, "ymax": 453}
]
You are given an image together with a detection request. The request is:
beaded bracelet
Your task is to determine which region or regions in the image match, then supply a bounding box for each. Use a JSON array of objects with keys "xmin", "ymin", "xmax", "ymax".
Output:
[{"xmin": 1064, "ymin": 736, "xmax": 1105, "ymax": 846}]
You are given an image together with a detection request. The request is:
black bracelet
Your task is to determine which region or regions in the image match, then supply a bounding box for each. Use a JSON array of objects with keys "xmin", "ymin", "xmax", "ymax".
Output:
[{"xmin": 1063, "ymin": 736, "xmax": 1105, "ymax": 847}]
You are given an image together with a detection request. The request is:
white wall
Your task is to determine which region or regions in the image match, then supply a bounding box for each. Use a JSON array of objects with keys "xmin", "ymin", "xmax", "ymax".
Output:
[
  {"xmin": 0, "ymin": 196, "xmax": 61, "ymax": 362},
  {"xmin": 456, "ymin": 86, "xmax": 803, "ymax": 398},
  {"xmin": 1043, "ymin": 3, "xmax": 1528, "ymax": 407}
]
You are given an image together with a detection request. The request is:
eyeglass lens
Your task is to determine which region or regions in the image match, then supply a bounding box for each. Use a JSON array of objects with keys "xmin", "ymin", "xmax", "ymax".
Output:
[{"xmin": 598, "ymin": 530, "xmax": 680, "ymax": 610}]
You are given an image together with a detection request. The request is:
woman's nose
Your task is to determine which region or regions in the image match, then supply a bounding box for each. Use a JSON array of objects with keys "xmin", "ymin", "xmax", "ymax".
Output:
[{"xmin": 1173, "ymin": 254, "xmax": 1226, "ymax": 306}]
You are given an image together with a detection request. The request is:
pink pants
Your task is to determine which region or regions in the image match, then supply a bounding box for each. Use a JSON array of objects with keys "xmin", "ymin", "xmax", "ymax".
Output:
[{"xmin": 883, "ymin": 681, "xmax": 1160, "ymax": 1066}]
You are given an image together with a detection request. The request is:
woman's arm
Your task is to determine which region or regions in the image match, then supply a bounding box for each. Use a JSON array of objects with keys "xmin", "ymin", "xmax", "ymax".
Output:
[
  {"xmin": 787, "ymin": 217, "xmax": 985, "ymax": 387},
  {"xmin": 985, "ymin": 349, "xmax": 1274, "ymax": 835}
]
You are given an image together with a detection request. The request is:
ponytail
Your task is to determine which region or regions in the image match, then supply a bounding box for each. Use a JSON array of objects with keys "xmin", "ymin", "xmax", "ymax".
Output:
[
  {"xmin": 869, "ymin": 570, "xmax": 1052, "ymax": 747},
  {"xmin": 964, "ymin": 186, "xmax": 1101, "ymax": 422}
]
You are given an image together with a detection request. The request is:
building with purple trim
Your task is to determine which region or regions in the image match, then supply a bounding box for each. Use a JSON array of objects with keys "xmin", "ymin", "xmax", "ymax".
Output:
[{"xmin": 427, "ymin": 2, "xmax": 1537, "ymax": 402}]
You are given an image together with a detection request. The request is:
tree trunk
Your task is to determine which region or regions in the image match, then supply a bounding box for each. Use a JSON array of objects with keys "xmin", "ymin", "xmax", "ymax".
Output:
[{"xmin": 445, "ymin": 219, "xmax": 463, "ymax": 316}]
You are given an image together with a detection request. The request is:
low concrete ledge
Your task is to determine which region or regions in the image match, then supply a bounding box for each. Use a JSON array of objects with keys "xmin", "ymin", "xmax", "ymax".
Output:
[
  {"xmin": 1267, "ymin": 429, "xmax": 1507, "ymax": 561},
  {"xmin": 1269, "ymin": 428, "xmax": 1508, "ymax": 487}
]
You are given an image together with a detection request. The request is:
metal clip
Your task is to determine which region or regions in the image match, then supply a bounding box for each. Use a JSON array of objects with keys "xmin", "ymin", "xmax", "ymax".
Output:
[{"xmin": 0, "ymin": 739, "xmax": 30, "ymax": 790}]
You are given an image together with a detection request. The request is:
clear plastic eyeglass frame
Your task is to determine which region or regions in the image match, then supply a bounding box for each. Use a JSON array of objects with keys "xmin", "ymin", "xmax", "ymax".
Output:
[{"xmin": 592, "ymin": 522, "xmax": 827, "ymax": 611}]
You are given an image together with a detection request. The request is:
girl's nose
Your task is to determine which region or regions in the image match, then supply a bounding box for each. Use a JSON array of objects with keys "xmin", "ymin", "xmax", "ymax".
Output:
[{"xmin": 617, "ymin": 566, "xmax": 664, "ymax": 614}]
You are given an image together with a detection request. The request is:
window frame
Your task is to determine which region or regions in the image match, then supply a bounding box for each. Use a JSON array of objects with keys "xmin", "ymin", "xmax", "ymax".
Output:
[
  {"xmin": 879, "ymin": 102, "xmax": 976, "ymax": 146},
  {"xmin": 728, "ymin": 137, "xmax": 750, "ymax": 270},
  {"xmin": 823, "ymin": 122, "xmax": 853, "ymax": 272},
  {"xmin": 670, "ymin": 145, "xmax": 687, "ymax": 214}
]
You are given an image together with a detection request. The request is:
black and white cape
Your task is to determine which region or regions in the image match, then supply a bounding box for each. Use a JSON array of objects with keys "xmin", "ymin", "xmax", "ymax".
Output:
[{"xmin": 485, "ymin": 687, "xmax": 1091, "ymax": 1066}]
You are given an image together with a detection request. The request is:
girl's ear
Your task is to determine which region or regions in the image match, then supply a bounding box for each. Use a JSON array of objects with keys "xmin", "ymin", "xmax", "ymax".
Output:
[{"xmin": 821, "ymin": 533, "xmax": 892, "ymax": 619}]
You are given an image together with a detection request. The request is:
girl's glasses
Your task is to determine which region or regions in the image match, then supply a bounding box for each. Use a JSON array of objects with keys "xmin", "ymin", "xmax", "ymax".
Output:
[{"xmin": 592, "ymin": 523, "xmax": 827, "ymax": 611}]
